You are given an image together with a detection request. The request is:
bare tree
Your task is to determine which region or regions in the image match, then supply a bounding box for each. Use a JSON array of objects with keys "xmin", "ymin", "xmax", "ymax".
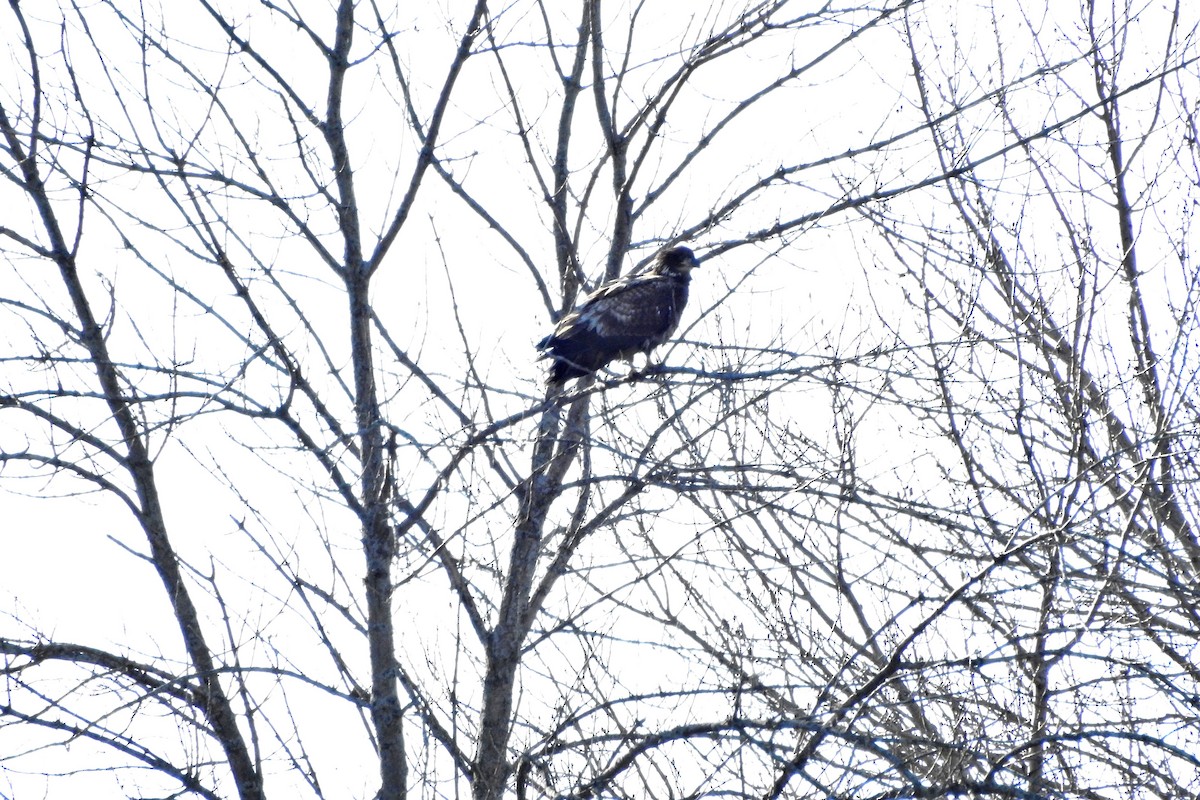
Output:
[{"xmin": 2, "ymin": 1, "xmax": 1199, "ymax": 799}]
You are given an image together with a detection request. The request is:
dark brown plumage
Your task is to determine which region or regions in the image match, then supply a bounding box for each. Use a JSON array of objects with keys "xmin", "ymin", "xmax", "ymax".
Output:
[{"xmin": 538, "ymin": 246, "xmax": 700, "ymax": 385}]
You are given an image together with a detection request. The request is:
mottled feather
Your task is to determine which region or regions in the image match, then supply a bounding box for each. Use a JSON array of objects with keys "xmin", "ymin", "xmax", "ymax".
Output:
[{"xmin": 538, "ymin": 246, "xmax": 700, "ymax": 385}]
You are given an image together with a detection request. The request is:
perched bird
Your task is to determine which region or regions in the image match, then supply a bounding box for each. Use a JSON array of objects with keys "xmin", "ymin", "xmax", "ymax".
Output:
[{"xmin": 538, "ymin": 246, "xmax": 700, "ymax": 385}]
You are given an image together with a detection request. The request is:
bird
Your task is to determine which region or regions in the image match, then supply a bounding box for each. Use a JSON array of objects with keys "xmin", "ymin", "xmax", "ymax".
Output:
[{"xmin": 537, "ymin": 245, "xmax": 700, "ymax": 386}]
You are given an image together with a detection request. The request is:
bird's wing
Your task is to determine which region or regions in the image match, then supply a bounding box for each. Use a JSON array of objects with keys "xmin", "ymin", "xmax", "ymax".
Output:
[{"xmin": 564, "ymin": 275, "xmax": 677, "ymax": 340}]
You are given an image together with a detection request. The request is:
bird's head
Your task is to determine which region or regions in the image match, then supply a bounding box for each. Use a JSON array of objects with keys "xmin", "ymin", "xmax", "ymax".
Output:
[{"xmin": 655, "ymin": 246, "xmax": 701, "ymax": 276}]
